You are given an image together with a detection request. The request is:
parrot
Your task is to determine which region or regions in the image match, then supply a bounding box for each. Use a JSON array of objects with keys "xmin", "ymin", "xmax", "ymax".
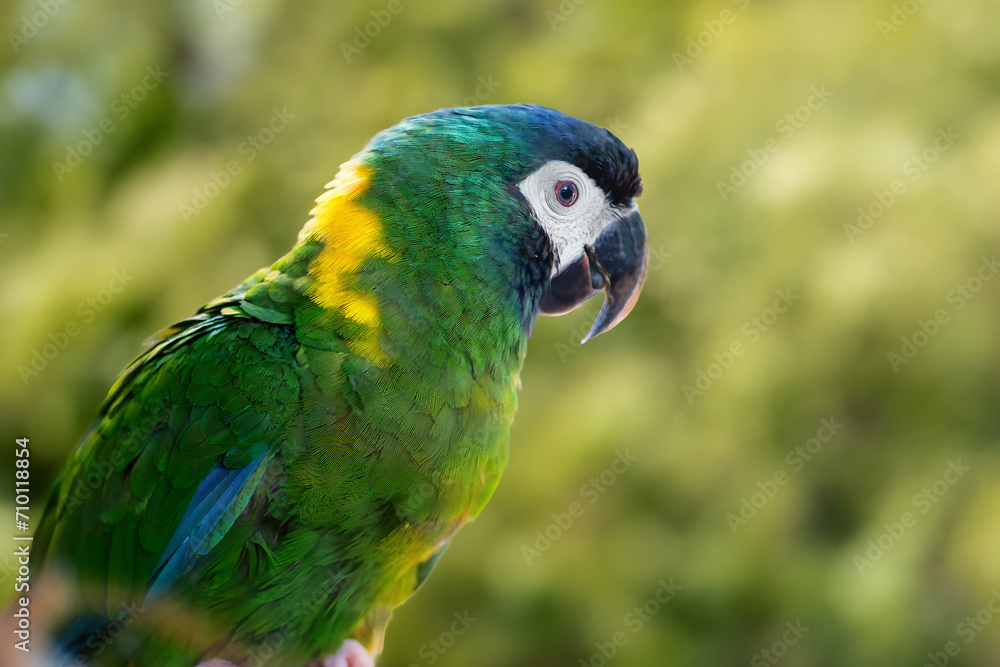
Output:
[{"xmin": 31, "ymin": 104, "xmax": 647, "ymax": 667}]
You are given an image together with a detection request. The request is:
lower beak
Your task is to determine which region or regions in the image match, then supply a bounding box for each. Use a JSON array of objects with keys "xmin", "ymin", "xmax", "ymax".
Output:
[{"xmin": 539, "ymin": 207, "xmax": 648, "ymax": 342}]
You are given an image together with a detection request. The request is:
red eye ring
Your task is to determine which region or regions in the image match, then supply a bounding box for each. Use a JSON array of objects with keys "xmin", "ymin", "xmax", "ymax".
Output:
[{"xmin": 554, "ymin": 180, "xmax": 579, "ymax": 207}]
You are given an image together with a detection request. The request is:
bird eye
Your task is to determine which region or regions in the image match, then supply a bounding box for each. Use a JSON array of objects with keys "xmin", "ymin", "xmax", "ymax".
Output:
[{"xmin": 554, "ymin": 180, "xmax": 579, "ymax": 207}]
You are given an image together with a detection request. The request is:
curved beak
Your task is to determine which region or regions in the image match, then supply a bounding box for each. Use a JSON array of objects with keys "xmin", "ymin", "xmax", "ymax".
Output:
[{"xmin": 539, "ymin": 207, "xmax": 647, "ymax": 343}]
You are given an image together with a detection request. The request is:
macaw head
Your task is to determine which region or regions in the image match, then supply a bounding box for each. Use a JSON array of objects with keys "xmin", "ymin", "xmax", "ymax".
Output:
[
  {"xmin": 305, "ymin": 104, "xmax": 647, "ymax": 350},
  {"xmin": 495, "ymin": 105, "xmax": 646, "ymax": 342}
]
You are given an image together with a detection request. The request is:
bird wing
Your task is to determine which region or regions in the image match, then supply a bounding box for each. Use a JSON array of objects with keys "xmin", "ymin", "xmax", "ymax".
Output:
[{"xmin": 34, "ymin": 300, "xmax": 302, "ymax": 618}]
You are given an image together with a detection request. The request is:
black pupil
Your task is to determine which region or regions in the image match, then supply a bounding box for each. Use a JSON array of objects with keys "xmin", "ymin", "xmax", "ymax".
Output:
[{"xmin": 558, "ymin": 183, "xmax": 576, "ymax": 204}]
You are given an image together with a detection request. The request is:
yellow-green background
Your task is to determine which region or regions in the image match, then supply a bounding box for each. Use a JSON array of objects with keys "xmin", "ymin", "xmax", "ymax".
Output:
[{"xmin": 2, "ymin": 0, "xmax": 1000, "ymax": 665}]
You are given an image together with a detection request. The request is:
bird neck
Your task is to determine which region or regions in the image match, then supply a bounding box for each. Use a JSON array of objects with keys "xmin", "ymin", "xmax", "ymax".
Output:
[{"xmin": 240, "ymin": 159, "xmax": 542, "ymax": 383}]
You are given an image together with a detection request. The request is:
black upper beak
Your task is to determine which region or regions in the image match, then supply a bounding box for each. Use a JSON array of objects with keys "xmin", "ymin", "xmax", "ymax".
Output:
[{"xmin": 539, "ymin": 207, "xmax": 647, "ymax": 342}]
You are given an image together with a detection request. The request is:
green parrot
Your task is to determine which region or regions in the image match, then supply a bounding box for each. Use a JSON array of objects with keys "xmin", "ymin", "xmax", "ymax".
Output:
[{"xmin": 33, "ymin": 104, "xmax": 646, "ymax": 667}]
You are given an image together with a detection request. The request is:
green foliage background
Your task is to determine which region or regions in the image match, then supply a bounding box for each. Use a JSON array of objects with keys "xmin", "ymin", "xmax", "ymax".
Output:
[{"xmin": 2, "ymin": 0, "xmax": 1000, "ymax": 665}]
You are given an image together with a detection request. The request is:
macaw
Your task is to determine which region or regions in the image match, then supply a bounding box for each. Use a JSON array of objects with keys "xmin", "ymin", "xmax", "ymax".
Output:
[{"xmin": 33, "ymin": 104, "xmax": 646, "ymax": 666}]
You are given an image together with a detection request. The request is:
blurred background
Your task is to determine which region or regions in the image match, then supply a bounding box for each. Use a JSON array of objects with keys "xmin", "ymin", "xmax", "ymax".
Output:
[{"xmin": 2, "ymin": 0, "xmax": 1000, "ymax": 665}]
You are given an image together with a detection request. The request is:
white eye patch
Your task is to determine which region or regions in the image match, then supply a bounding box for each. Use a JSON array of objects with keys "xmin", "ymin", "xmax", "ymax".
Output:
[{"xmin": 517, "ymin": 160, "xmax": 614, "ymax": 272}]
